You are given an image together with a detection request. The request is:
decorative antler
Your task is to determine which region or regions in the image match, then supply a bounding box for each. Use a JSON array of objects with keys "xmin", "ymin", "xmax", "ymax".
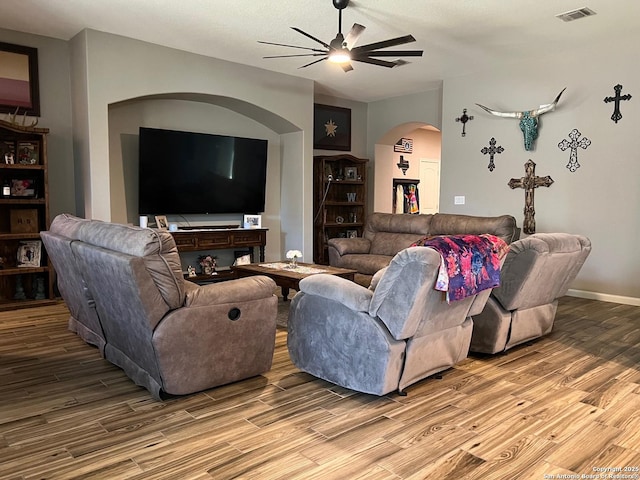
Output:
[
  {"xmin": 476, "ymin": 88, "xmax": 566, "ymax": 119},
  {"xmin": 6, "ymin": 107, "xmax": 38, "ymax": 128}
]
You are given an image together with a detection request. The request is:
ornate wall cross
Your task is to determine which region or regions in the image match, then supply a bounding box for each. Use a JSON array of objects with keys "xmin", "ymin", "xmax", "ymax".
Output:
[
  {"xmin": 558, "ymin": 128, "xmax": 591, "ymax": 172},
  {"xmin": 604, "ymin": 84, "xmax": 632, "ymax": 124},
  {"xmin": 480, "ymin": 137, "xmax": 504, "ymax": 172},
  {"xmin": 455, "ymin": 108, "xmax": 474, "ymax": 137},
  {"xmin": 508, "ymin": 159, "xmax": 554, "ymax": 234}
]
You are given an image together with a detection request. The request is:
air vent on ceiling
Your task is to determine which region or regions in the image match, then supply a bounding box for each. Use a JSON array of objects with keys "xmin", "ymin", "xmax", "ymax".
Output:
[{"xmin": 556, "ymin": 7, "xmax": 596, "ymax": 22}]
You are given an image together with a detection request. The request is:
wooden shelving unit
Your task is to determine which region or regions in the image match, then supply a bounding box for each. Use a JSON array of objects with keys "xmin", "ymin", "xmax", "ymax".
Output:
[
  {"xmin": 313, "ymin": 154, "xmax": 369, "ymax": 264},
  {"xmin": 0, "ymin": 119, "xmax": 55, "ymax": 310}
]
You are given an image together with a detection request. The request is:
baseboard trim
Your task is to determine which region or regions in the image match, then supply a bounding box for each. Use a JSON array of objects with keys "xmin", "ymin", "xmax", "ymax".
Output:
[{"xmin": 567, "ymin": 289, "xmax": 640, "ymax": 307}]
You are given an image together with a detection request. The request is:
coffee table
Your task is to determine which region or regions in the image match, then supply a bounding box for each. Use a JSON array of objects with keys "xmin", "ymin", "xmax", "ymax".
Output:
[{"xmin": 235, "ymin": 261, "xmax": 357, "ymax": 301}]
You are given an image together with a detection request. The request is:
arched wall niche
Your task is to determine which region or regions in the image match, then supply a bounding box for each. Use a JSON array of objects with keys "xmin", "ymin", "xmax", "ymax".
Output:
[
  {"xmin": 107, "ymin": 92, "xmax": 304, "ymax": 263},
  {"xmin": 373, "ymin": 122, "xmax": 441, "ymax": 213},
  {"xmin": 71, "ymin": 28, "xmax": 315, "ymax": 262}
]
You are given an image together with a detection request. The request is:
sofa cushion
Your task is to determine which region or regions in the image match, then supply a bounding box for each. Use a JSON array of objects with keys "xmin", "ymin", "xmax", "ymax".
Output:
[
  {"xmin": 76, "ymin": 222, "xmax": 185, "ymax": 309},
  {"xmin": 364, "ymin": 213, "xmax": 432, "ymax": 241},
  {"xmin": 429, "ymin": 213, "xmax": 519, "ymax": 244},
  {"xmin": 369, "ymin": 232, "xmax": 429, "ymax": 256},
  {"xmin": 336, "ymin": 253, "xmax": 393, "ymax": 275}
]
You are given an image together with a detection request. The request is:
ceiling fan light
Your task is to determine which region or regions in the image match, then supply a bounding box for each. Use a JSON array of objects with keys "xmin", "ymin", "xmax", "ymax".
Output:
[{"xmin": 328, "ymin": 48, "xmax": 351, "ymax": 63}]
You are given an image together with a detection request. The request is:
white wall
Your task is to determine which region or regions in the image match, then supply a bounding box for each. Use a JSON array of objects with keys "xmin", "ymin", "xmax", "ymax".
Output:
[{"xmin": 440, "ymin": 42, "xmax": 640, "ymax": 301}]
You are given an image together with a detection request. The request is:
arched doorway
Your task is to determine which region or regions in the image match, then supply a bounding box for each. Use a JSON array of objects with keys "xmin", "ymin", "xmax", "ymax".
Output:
[{"xmin": 372, "ymin": 122, "xmax": 441, "ymax": 214}]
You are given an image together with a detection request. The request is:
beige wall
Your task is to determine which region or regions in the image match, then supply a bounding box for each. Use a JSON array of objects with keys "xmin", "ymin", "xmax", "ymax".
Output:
[{"xmin": 440, "ymin": 43, "xmax": 640, "ymax": 302}]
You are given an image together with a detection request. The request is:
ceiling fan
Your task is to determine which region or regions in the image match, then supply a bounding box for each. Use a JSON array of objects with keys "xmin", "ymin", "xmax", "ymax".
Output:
[{"xmin": 258, "ymin": 0, "xmax": 423, "ymax": 72}]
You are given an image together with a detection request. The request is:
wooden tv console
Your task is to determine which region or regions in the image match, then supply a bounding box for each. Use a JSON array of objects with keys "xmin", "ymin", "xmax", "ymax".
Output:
[{"xmin": 169, "ymin": 228, "xmax": 267, "ymax": 262}]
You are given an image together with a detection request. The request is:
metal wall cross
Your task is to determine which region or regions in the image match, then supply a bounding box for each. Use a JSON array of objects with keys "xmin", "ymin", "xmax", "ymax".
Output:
[
  {"xmin": 558, "ymin": 129, "xmax": 591, "ymax": 172},
  {"xmin": 481, "ymin": 137, "xmax": 504, "ymax": 171},
  {"xmin": 508, "ymin": 159, "xmax": 554, "ymax": 234},
  {"xmin": 604, "ymin": 84, "xmax": 632, "ymax": 124},
  {"xmin": 455, "ymin": 108, "xmax": 474, "ymax": 137}
]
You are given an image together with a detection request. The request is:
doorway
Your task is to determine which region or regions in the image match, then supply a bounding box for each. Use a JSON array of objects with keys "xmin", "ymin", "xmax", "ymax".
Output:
[{"xmin": 419, "ymin": 159, "xmax": 440, "ymax": 214}]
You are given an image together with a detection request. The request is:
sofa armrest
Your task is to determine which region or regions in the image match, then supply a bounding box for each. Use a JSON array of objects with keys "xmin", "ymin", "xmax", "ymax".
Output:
[
  {"xmin": 184, "ymin": 275, "xmax": 276, "ymax": 307},
  {"xmin": 298, "ymin": 274, "xmax": 373, "ymax": 312},
  {"xmin": 327, "ymin": 237, "xmax": 371, "ymax": 256}
]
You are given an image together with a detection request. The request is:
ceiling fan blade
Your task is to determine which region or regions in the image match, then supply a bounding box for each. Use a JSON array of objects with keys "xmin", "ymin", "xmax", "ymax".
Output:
[
  {"xmin": 352, "ymin": 34, "xmax": 416, "ymax": 53},
  {"xmin": 299, "ymin": 57, "xmax": 328, "ymax": 69},
  {"xmin": 258, "ymin": 40, "xmax": 327, "ymax": 53},
  {"xmin": 344, "ymin": 23, "xmax": 365, "ymax": 49},
  {"xmin": 291, "ymin": 27, "xmax": 331, "ymax": 49},
  {"xmin": 263, "ymin": 53, "xmax": 328, "ymax": 59},
  {"xmin": 359, "ymin": 50, "xmax": 423, "ymax": 57},
  {"xmin": 351, "ymin": 57, "xmax": 399, "ymax": 68}
]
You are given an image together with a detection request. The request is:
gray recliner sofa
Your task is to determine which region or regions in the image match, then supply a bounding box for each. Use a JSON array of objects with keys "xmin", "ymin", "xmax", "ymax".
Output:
[
  {"xmin": 328, "ymin": 212, "xmax": 520, "ymax": 286},
  {"xmin": 469, "ymin": 233, "xmax": 592, "ymax": 354},
  {"xmin": 42, "ymin": 214, "xmax": 278, "ymax": 400},
  {"xmin": 287, "ymin": 246, "xmax": 499, "ymax": 396}
]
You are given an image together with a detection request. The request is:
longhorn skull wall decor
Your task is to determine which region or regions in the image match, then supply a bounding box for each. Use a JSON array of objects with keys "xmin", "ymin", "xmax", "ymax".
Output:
[{"xmin": 476, "ymin": 88, "xmax": 566, "ymax": 151}]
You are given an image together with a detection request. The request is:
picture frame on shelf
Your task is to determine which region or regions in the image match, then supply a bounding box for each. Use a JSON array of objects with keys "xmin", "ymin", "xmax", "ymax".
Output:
[
  {"xmin": 313, "ymin": 104, "xmax": 351, "ymax": 151},
  {"xmin": 1, "ymin": 140, "xmax": 15, "ymax": 164},
  {"xmin": 243, "ymin": 214, "xmax": 261, "ymax": 229},
  {"xmin": 346, "ymin": 230, "xmax": 358, "ymax": 238},
  {"xmin": 10, "ymin": 179, "xmax": 36, "ymax": 197},
  {"xmin": 344, "ymin": 167, "xmax": 357, "ymax": 180},
  {"xmin": 155, "ymin": 215, "xmax": 168, "ymax": 230},
  {"xmin": 16, "ymin": 141, "xmax": 39, "ymax": 164},
  {"xmin": 17, "ymin": 240, "xmax": 41, "ymax": 268},
  {"xmin": 0, "ymin": 41, "xmax": 40, "ymax": 116}
]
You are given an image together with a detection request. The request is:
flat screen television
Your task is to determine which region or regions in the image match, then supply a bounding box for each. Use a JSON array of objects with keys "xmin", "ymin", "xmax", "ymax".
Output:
[{"xmin": 138, "ymin": 127, "xmax": 268, "ymax": 215}]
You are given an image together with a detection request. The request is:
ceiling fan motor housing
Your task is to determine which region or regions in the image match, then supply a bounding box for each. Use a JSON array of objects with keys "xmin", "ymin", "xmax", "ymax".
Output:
[{"xmin": 333, "ymin": 0, "xmax": 350, "ymax": 10}]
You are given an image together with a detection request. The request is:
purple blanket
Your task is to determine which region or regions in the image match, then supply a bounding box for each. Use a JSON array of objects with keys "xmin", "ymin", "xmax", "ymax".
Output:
[{"xmin": 411, "ymin": 234, "xmax": 509, "ymax": 302}]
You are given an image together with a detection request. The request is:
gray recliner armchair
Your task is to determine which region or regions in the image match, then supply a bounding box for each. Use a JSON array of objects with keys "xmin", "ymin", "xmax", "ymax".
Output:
[
  {"xmin": 470, "ymin": 233, "xmax": 591, "ymax": 354},
  {"xmin": 287, "ymin": 246, "xmax": 494, "ymax": 396}
]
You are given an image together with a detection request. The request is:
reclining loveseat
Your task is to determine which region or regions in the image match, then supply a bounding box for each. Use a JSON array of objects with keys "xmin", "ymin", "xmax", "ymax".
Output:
[{"xmin": 42, "ymin": 214, "xmax": 278, "ymax": 400}]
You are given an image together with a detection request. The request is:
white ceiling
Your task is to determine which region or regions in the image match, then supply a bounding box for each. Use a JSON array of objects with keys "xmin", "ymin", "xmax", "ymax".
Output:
[{"xmin": 1, "ymin": 0, "xmax": 638, "ymax": 102}]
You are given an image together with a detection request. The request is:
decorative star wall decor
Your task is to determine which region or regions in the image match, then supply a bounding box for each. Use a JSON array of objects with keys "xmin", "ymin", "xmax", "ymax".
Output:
[
  {"xmin": 480, "ymin": 137, "xmax": 504, "ymax": 172},
  {"xmin": 558, "ymin": 129, "xmax": 591, "ymax": 172}
]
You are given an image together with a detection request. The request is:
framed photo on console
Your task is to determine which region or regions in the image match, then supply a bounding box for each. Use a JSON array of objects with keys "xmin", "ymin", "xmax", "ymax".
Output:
[
  {"xmin": 155, "ymin": 215, "xmax": 168, "ymax": 230},
  {"xmin": 243, "ymin": 214, "xmax": 261, "ymax": 229}
]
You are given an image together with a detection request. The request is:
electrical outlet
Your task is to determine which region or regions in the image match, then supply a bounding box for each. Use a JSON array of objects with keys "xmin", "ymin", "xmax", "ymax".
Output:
[{"xmin": 454, "ymin": 195, "xmax": 465, "ymax": 205}]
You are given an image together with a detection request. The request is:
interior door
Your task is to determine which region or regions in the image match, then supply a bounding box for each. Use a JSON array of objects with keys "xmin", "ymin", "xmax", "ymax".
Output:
[{"xmin": 419, "ymin": 159, "xmax": 440, "ymax": 214}]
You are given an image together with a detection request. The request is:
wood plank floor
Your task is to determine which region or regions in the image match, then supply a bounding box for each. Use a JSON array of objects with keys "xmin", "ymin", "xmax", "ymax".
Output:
[{"xmin": 1, "ymin": 296, "xmax": 640, "ymax": 479}]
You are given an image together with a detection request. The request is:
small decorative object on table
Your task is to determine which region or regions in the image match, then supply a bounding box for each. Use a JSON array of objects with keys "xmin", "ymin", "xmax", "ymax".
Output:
[
  {"xmin": 187, "ymin": 265, "xmax": 196, "ymax": 277},
  {"xmin": 198, "ymin": 255, "xmax": 217, "ymax": 275},
  {"xmin": 286, "ymin": 249, "xmax": 302, "ymax": 269}
]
